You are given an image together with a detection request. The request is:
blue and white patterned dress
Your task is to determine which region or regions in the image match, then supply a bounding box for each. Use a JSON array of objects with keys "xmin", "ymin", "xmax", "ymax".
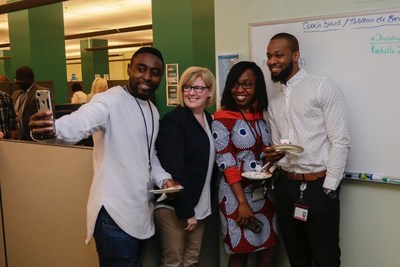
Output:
[{"xmin": 212, "ymin": 109, "xmax": 278, "ymax": 254}]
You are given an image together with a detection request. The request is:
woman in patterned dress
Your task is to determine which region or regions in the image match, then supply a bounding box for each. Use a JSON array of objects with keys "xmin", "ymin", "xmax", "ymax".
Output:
[{"xmin": 212, "ymin": 61, "xmax": 278, "ymax": 267}]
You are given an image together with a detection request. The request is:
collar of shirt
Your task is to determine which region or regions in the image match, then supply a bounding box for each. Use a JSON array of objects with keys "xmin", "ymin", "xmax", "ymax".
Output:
[
  {"xmin": 25, "ymin": 83, "xmax": 35, "ymax": 94},
  {"xmin": 285, "ymin": 69, "xmax": 307, "ymax": 87}
]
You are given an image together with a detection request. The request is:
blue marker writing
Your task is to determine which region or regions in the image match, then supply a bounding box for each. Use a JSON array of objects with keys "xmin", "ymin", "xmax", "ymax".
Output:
[{"xmin": 343, "ymin": 172, "xmax": 373, "ymax": 180}]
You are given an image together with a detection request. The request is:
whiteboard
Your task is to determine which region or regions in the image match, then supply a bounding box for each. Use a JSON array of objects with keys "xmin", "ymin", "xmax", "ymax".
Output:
[{"xmin": 250, "ymin": 9, "xmax": 400, "ymax": 182}]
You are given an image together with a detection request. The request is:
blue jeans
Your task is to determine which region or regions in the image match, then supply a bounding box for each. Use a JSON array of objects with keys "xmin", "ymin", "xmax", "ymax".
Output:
[{"xmin": 94, "ymin": 207, "xmax": 148, "ymax": 267}]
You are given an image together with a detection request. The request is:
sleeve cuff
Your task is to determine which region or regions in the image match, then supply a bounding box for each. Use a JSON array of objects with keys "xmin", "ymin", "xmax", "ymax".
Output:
[
  {"xmin": 224, "ymin": 166, "xmax": 242, "ymax": 185},
  {"xmin": 158, "ymin": 178, "xmax": 170, "ymax": 189},
  {"xmin": 323, "ymin": 176, "xmax": 340, "ymax": 190},
  {"xmin": 155, "ymin": 176, "xmax": 172, "ymax": 189}
]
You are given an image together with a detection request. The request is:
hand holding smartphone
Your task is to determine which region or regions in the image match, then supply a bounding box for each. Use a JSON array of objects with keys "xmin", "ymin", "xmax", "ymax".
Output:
[
  {"xmin": 244, "ymin": 217, "xmax": 264, "ymax": 233},
  {"xmin": 35, "ymin": 90, "xmax": 54, "ymax": 120},
  {"xmin": 33, "ymin": 90, "xmax": 56, "ymax": 139}
]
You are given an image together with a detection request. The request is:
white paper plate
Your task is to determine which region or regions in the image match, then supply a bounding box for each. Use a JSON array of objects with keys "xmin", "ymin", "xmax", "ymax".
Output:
[
  {"xmin": 149, "ymin": 186, "xmax": 183, "ymax": 194},
  {"xmin": 242, "ymin": 171, "xmax": 272, "ymax": 180},
  {"xmin": 272, "ymin": 144, "xmax": 304, "ymax": 154}
]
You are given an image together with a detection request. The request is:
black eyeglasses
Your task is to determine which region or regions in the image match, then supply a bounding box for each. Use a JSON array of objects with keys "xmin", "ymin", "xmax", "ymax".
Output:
[
  {"xmin": 232, "ymin": 81, "xmax": 255, "ymax": 90},
  {"xmin": 182, "ymin": 85, "xmax": 209, "ymax": 93}
]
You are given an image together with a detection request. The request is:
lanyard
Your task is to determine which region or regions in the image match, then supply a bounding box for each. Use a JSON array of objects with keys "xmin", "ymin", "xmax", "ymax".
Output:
[
  {"xmin": 134, "ymin": 96, "xmax": 154, "ymax": 172},
  {"xmin": 299, "ymin": 181, "xmax": 307, "ymax": 201},
  {"xmin": 239, "ymin": 110, "xmax": 263, "ymax": 159}
]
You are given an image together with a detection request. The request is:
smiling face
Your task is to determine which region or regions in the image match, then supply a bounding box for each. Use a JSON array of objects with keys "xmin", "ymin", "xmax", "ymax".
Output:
[
  {"xmin": 127, "ymin": 53, "xmax": 164, "ymax": 100},
  {"xmin": 183, "ymin": 77, "xmax": 211, "ymax": 113},
  {"xmin": 266, "ymin": 38, "xmax": 300, "ymax": 84},
  {"xmin": 230, "ymin": 68, "xmax": 256, "ymax": 113}
]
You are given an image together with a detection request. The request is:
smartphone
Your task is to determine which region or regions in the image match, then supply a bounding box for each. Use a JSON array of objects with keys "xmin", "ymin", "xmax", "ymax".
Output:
[
  {"xmin": 245, "ymin": 217, "xmax": 264, "ymax": 233},
  {"xmin": 34, "ymin": 90, "xmax": 56, "ymax": 139},
  {"xmin": 35, "ymin": 90, "xmax": 54, "ymax": 120}
]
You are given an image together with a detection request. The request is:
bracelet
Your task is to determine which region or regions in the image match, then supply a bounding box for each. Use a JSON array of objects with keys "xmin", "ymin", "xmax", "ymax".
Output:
[
  {"xmin": 30, "ymin": 129, "xmax": 44, "ymax": 142},
  {"xmin": 30, "ymin": 129, "xmax": 57, "ymax": 143}
]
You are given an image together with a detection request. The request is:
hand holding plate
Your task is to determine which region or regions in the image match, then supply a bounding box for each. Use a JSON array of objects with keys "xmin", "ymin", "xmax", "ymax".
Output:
[
  {"xmin": 272, "ymin": 144, "xmax": 304, "ymax": 154},
  {"xmin": 263, "ymin": 145, "xmax": 286, "ymax": 163},
  {"xmin": 162, "ymin": 179, "xmax": 182, "ymax": 199}
]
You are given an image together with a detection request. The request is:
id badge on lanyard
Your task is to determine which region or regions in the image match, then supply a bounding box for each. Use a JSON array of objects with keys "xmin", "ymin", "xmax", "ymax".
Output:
[{"xmin": 293, "ymin": 182, "xmax": 309, "ymax": 221}]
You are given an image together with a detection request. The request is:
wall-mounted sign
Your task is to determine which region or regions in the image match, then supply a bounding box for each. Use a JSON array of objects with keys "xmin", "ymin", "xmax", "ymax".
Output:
[
  {"xmin": 217, "ymin": 53, "xmax": 239, "ymax": 108},
  {"xmin": 166, "ymin": 64, "xmax": 179, "ymax": 106}
]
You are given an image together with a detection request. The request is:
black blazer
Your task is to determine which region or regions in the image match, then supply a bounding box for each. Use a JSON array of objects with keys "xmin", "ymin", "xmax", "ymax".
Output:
[{"xmin": 156, "ymin": 105, "xmax": 218, "ymax": 220}]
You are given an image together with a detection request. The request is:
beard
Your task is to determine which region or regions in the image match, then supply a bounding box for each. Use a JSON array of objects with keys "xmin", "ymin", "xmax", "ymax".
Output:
[
  {"xmin": 128, "ymin": 80, "xmax": 157, "ymax": 100},
  {"xmin": 270, "ymin": 62, "xmax": 293, "ymax": 83},
  {"xmin": 132, "ymin": 89, "xmax": 152, "ymax": 100}
]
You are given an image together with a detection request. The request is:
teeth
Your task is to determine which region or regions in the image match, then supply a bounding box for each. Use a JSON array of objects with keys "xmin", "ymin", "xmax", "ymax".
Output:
[
  {"xmin": 271, "ymin": 67, "xmax": 280, "ymax": 73},
  {"xmin": 140, "ymin": 83, "xmax": 150, "ymax": 89},
  {"xmin": 236, "ymin": 96, "xmax": 246, "ymax": 100}
]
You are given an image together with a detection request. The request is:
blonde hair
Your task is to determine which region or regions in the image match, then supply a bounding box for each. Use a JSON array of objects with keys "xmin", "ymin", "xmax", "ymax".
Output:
[
  {"xmin": 87, "ymin": 77, "xmax": 108, "ymax": 101},
  {"xmin": 177, "ymin": 66, "xmax": 216, "ymax": 107}
]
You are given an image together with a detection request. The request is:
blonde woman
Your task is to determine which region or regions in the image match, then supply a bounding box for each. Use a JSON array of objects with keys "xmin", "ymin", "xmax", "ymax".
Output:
[
  {"xmin": 155, "ymin": 66, "xmax": 219, "ymax": 267},
  {"xmin": 86, "ymin": 77, "xmax": 108, "ymax": 102}
]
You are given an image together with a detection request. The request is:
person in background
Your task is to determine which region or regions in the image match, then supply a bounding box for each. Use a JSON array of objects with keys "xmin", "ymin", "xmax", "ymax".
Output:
[
  {"xmin": 212, "ymin": 61, "xmax": 278, "ymax": 267},
  {"xmin": 0, "ymin": 75, "xmax": 15, "ymax": 138},
  {"xmin": 264, "ymin": 32, "xmax": 350, "ymax": 267},
  {"xmin": 12, "ymin": 66, "xmax": 55, "ymax": 140},
  {"xmin": 29, "ymin": 47, "xmax": 180, "ymax": 267},
  {"xmin": 0, "ymin": 90, "xmax": 17, "ymax": 139},
  {"xmin": 86, "ymin": 77, "xmax": 108, "ymax": 102},
  {"xmin": 0, "ymin": 74, "xmax": 9, "ymax": 82},
  {"xmin": 155, "ymin": 66, "xmax": 219, "ymax": 267},
  {"xmin": 70, "ymin": 83, "xmax": 88, "ymax": 104}
]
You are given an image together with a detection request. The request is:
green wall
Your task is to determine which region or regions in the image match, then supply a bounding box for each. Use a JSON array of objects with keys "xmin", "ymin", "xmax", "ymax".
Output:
[
  {"xmin": 80, "ymin": 39, "xmax": 110, "ymax": 92},
  {"xmin": 152, "ymin": 0, "xmax": 216, "ymax": 117},
  {"xmin": 8, "ymin": 3, "xmax": 68, "ymax": 102},
  {"xmin": 0, "ymin": 50, "xmax": 11, "ymax": 78}
]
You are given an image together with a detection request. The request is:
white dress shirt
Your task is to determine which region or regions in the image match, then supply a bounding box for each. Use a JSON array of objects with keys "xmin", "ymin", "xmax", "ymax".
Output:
[
  {"xmin": 194, "ymin": 120, "xmax": 215, "ymax": 220},
  {"xmin": 268, "ymin": 69, "xmax": 351, "ymax": 190},
  {"xmin": 50, "ymin": 86, "xmax": 171, "ymax": 242}
]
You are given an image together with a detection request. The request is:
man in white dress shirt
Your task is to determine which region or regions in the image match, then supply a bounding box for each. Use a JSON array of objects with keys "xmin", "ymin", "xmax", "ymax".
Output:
[
  {"xmin": 29, "ymin": 47, "xmax": 179, "ymax": 267},
  {"xmin": 264, "ymin": 33, "xmax": 350, "ymax": 267}
]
